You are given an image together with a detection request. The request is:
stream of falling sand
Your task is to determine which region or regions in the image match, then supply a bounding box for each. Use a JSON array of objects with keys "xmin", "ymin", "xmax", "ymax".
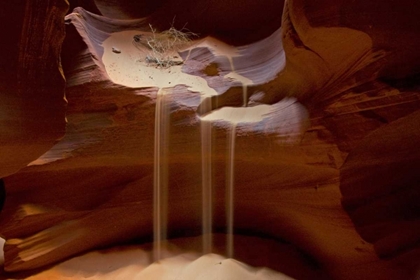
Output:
[
  {"xmin": 224, "ymin": 88, "xmax": 247, "ymax": 258},
  {"xmin": 200, "ymin": 101, "xmax": 213, "ymax": 254},
  {"xmin": 226, "ymin": 57, "xmax": 238, "ymax": 258},
  {"xmin": 194, "ymin": 43, "xmax": 253, "ymax": 258},
  {"xmin": 153, "ymin": 88, "xmax": 170, "ymax": 261},
  {"xmin": 226, "ymin": 123, "xmax": 236, "ymax": 258},
  {"xmin": 198, "ymin": 44, "xmax": 235, "ymax": 256},
  {"xmin": 224, "ymin": 63, "xmax": 251, "ymax": 258},
  {"xmin": 102, "ymin": 31, "xmax": 270, "ymax": 261},
  {"xmin": 200, "ymin": 53, "xmax": 244, "ymax": 257},
  {"xmin": 193, "ymin": 40, "xmax": 238, "ymax": 256}
]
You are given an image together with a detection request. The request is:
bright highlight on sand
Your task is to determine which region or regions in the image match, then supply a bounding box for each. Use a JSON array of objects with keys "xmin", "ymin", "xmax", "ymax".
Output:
[
  {"xmin": 102, "ymin": 30, "xmax": 276, "ymax": 126},
  {"xmin": 102, "ymin": 30, "xmax": 219, "ymax": 97},
  {"xmin": 201, "ymin": 105, "xmax": 273, "ymax": 123}
]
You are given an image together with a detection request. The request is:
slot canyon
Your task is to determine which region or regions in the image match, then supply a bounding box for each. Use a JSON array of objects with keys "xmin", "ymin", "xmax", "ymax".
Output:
[{"xmin": 0, "ymin": 0, "xmax": 419, "ymax": 279}]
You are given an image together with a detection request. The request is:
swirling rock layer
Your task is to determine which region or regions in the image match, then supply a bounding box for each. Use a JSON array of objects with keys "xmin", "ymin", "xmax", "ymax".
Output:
[{"xmin": 0, "ymin": 0, "xmax": 419, "ymax": 279}]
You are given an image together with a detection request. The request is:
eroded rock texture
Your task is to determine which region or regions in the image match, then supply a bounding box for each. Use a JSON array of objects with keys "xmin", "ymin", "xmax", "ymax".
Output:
[
  {"xmin": 0, "ymin": 0, "xmax": 67, "ymax": 177},
  {"xmin": 340, "ymin": 110, "xmax": 420, "ymax": 260},
  {"xmin": 0, "ymin": 0, "xmax": 419, "ymax": 279}
]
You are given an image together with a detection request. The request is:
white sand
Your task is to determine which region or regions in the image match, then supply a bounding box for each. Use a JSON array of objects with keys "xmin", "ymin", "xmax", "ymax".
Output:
[
  {"xmin": 26, "ymin": 249, "xmax": 294, "ymax": 280},
  {"xmin": 102, "ymin": 30, "xmax": 220, "ymax": 96},
  {"xmin": 102, "ymin": 30, "xmax": 281, "ymax": 126},
  {"xmin": 201, "ymin": 105, "xmax": 273, "ymax": 124}
]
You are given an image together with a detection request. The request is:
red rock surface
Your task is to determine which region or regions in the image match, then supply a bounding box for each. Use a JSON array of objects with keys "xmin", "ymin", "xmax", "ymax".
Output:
[
  {"xmin": 0, "ymin": 0, "xmax": 419, "ymax": 279},
  {"xmin": 340, "ymin": 110, "xmax": 420, "ymax": 258},
  {"xmin": 0, "ymin": 0, "xmax": 67, "ymax": 178}
]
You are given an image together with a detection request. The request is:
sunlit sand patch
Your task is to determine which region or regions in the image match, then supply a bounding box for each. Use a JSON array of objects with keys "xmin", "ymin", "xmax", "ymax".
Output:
[
  {"xmin": 200, "ymin": 105, "xmax": 273, "ymax": 124},
  {"xmin": 101, "ymin": 30, "xmax": 282, "ymax": 126},
  {"xmin": 26, "ymin": 250, "xmax": 295, "ymax": 280},
  {"xmin": 101, "ymin": 30, "xmax": 260, "ymax": 96},
  {"xmin": 102, "ymin": 30, "xmax": 224, "ymax": 96}
]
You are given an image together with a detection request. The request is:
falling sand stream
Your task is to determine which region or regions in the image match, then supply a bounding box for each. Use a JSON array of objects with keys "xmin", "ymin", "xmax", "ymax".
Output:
[
  {"xmin": 102, "ymin": 30, "xmax": 276, "ymax": 260},
  {"xmin": 196, "ymin": 39, "xmax": 254, "ymax": 258},
  {"xmin": 153, "ymin": 88, "xmax": 170, "ymax": 261}
]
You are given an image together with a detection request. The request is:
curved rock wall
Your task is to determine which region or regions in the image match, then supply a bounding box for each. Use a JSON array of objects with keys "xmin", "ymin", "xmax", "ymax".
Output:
[
  {"xmin": 0, "ymin": 0, "xmax": 419, "ymax": 279},
  {"xmin": 0, "ymin": 0, "xmax": 68, "ymax": 178}
]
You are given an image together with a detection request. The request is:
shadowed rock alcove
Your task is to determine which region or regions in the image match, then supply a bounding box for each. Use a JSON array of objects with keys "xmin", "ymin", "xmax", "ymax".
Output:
[{"xmin": 0, "ymin": 0, "xmax": 419, "ymax": 279}]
